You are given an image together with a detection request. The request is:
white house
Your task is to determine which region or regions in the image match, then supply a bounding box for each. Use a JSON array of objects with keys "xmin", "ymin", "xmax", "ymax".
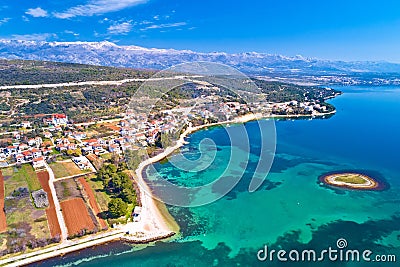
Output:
[
  {"xmin": 51, "ymin": 114, "xmax": 68, "ymax": 126},
  {"xmin": 108, "ymin": 144, "xmax": 121, "ymax": 154},
  {"xmin": 72, "ymin": 156, "xmax": 91, "ymax": 170},
  {"xmin": 72, "ymin": 132, "xmax": 87, "ymax": 140},
  {"xmin": 32, "ymin": 157, "xmax": 45, "ymax": 169},
  {"xmin": 15, "ymin": 154, "xmax": 24, "ymax": 163},
  {"xmin": 43, "ymin": 131, "xmax": 53, "ymax": 139},
  {"xmin": 31, "ymin": 148, "xmax": 42, "ymax": 158},
  {"xmin": 22, "ymin": 151, "xmax": 33, "ymax": 161},
  {"xmin": 20, "ymin": 121, "xmax": 31, "ymax": 128},
  {"xmin": 5, "ymin": 146, "xmax": 19, "ymax": 156},
  {"xmin": 81, "ymin": 146, "xmax": 93, "ymax": 154}
]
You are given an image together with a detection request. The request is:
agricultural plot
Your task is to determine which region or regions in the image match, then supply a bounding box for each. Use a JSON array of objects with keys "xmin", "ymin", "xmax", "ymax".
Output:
[
  {"xmin": 54, "ymin": 179, "xmax": 82, "ymax": 201},
  {"xmin": 2, "ymin": 165, "xmax": 41, "ymax": 196},
  {"xmin": 78, "ymin": 177, "xmax": 108, "ymax": 230},
  {"xmin": 0, "ymin": 167, "xmax": 52, "ymax": 255},
  {"xmin": 86, "ymin": 176, "xmax": 111, "ymax": 215},
  {"xmin": 60, "ymin": 198, "xmax": 97, "ymax": 238},
  {"xmin": 49, "ymin": 161, "xmax": 85, "ymax": 179},
  {"xmin": 37, "ymin": 171, "xmax": 61, "ymax": 238}
]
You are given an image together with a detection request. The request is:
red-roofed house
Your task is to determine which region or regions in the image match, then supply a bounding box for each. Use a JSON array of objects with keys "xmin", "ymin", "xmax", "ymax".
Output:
[
  {"xmin": 32, "ymin": 157, "xmax": 45, "ymax": 169},
  {"xmin": 84, "ymin": 139, "xmax": 97, "ymax": 146},
  {"xmin": 18, "ymin": 143, "xmax": 29, "ymax": 151},
  {"xmin": 15, "ymin": 154, "xmax": 24, "ymax": 163},
  {"xmin": 43, "ymin": 131, "xmax": 53, "ymax": 138},
  {"xmin": 22, "ymin": 151, "xmax": 33, "ymax": 161},
  {"xmin": 52, "ymin": 114, "xmax": 68, "ymax": 126},
  {"xmin": 108, "ymin": 144, "xmax": 121, "ymax": 154},
  {"xmin": 56, "ymin": 144, "xmax": 67, "ymax": 152},
  {"xmin": 31, "ymin": 148, "xmax": 42, "ymax": 158},
  {"xmin": 42, "ymin": 148, "xmax": 52, "ymax": 156}
]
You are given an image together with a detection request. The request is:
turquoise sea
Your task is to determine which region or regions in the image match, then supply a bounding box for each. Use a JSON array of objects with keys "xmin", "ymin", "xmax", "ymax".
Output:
[{"xmin": 37, "ymin": 86, "xmax": 400, "ymax": 266}]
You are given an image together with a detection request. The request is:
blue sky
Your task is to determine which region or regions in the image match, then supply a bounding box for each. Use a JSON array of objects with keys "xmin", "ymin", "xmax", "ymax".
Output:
[{"xmin": 1, "ymin": 0, "xmax": 400, "ymax": 61}]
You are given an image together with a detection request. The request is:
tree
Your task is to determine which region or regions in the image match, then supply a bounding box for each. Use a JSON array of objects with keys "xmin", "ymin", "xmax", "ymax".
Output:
[
  {"xmin": 108, "ymin": 198, "xmax": 127, "ymax": 218},
  {"xmin": 117, "ymin": 161, "xmax": 128, "ymax": 172},
  {"xmin": 109, "ymin": 173, "xmax": 122, "ymax": 193},
  {"xmin": 106, "ymin": 164, "xmax": 117, "ymax": 173},
  {"xmin": 111, "ymin": 153, "xmax": 120, "ymax": 166},
  {"xmin": 121, "ymin": 187, "xmax": 136, "ymax": 204},
  {"xmin": 73, "ymin": 148, "xmax": 82, "ymax": 157}
]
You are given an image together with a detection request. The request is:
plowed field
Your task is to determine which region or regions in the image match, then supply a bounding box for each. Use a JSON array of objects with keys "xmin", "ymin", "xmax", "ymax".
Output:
[
  {"xmin": 78, "ymin": 177, "xmax": 107, "ymax": 230},
  {"xmin": 60, "ymin": 198, "xmax": 96, "ymax": 236},
  {"xmin": 37, "ymin": 171, "xmax": 61, "ymax": 238}
]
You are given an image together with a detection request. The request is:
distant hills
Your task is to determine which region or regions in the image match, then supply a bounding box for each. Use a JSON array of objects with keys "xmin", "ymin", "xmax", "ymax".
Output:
[{"xmin": 1, "ymin": 40, "xmax": 400, "ymax": 76}]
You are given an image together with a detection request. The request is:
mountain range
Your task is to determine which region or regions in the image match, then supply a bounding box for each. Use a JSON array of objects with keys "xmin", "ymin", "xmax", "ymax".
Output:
[{"xmin": 1, "ymin": 40, "xmax": 400, "ymax": 76}]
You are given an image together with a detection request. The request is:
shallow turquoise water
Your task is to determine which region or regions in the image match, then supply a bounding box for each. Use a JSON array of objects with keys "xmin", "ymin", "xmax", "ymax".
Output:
[{"xmin": 38, "ymin": 86, "xmax": 400, "ymax": 266}]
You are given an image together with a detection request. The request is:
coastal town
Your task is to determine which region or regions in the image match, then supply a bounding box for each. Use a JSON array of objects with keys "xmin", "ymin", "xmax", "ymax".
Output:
[{"xmin": 0, "ymin": 60, "xmax": 341, "ymax": 266}]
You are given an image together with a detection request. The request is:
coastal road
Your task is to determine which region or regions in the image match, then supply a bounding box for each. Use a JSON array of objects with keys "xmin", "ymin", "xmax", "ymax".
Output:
[{"xmin": 0, "ymin": 230, "xmax": 125, "ymax": 267}]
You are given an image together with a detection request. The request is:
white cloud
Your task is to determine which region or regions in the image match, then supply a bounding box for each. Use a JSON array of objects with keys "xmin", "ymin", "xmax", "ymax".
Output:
[
  {"xmin": 25, "ymin": 7, "xmax": 48, "ymax": 18},
  {"xmin": 143, "ymin": 22, "xmax": 187, "ymax": 30},
  {"xmin": 53, "ymin": 0, "xmax": 147, "ymax": 19},
  {"xmin": 11, "ymin": 33, "xmax": 57, "ymax": 41},
  {"xmin": 139, "ymin": 20, "xmax": 152, "ymax": 25},
  {"xmin": 64, "ymin": 30, "xmax": 79, "ymax": 37},
  {"xmin": 107, "ymin": 21, "xmax": 133, "ymax": 35},
  {"xmin": 0, "ymin": 18, "xmax": 10, "ymax": 26}
]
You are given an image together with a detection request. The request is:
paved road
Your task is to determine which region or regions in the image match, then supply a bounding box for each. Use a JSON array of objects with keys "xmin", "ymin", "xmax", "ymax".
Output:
[
  {"xmin": 0, "ymin": 230, "xmax": 125, "ymax": 267},
  {"xmin": 0, "ymin": 75, "xmax": 203, "ymax": 90}
]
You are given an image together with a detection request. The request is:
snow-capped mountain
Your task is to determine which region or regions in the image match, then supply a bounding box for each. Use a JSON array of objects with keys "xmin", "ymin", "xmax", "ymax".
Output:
[{"xmin": 1, "ymin": 40, "xmax": 400, "ymax": 75}]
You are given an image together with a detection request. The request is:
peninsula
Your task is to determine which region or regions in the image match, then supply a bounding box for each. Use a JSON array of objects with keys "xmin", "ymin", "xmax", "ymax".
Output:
[{"xmin": 0, "ymin": 59, "xmax": 342, "ymax": 265}]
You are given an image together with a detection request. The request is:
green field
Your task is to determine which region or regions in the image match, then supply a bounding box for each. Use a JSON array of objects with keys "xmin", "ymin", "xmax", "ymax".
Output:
[
  {"xmin": 87, "ymin": 176, "xmax": 111, "ymax": 213},
  {"xmin": 3, "ymin": 164, "xmax": 41, "ymax": 196},
  {"xmin": 49, "ymin": 161, "xmax": 85, "ymax": 179},
  {"xmin": 1, "ymin": 164, "xmax": 51, "ymax": 252},
  {"xmin": 5, "ymin": 196, "xmax": 50, "ymax": 238}
]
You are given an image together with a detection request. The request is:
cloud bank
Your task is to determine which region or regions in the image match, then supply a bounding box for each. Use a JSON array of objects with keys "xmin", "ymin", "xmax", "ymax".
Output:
[
  {"xmin": 107, "ymin": 21, "xmax": 133, "ymax": 35},
  {"xmin": 53, "ymin": 0, "xmax": 148, "ymax": 19}
]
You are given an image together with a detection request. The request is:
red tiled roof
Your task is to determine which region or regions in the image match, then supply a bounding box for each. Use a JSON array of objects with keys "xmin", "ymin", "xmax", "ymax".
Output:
[
  {"xmin": 33, "ymin": 157, "xmax": 44, "ymax": 162},
  {"xmin": 84, "ymin": 139, "xmax": 97, "ymax": 144},
  {"xmin": 53, "ymin": 114, "xmax": 67, "ymax": 119}
]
